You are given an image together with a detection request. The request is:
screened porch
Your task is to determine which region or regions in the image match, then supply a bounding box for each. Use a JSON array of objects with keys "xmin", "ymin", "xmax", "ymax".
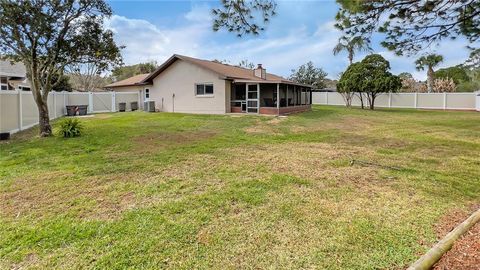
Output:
[{"xmin": 230, "ymin": 82, "xmax": 312, "ymax": 115}]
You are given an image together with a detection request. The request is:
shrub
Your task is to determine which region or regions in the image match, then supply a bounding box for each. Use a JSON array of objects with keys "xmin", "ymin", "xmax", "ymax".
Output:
[
  {"xmin": 58, "ymin": 118, "xmax": 83, "ymax": 138},
  {"xmin": 433, "ymin": 77, "xmax": 456, "ymax": 92}
]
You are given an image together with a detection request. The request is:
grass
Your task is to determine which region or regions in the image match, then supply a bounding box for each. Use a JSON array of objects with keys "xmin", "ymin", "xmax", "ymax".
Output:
[{"xmin": 1, "ymin": 105, "xmax": 479, "ymax": 269}]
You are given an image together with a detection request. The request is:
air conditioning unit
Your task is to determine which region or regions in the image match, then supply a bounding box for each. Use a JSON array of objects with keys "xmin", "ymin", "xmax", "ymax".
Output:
[{"xmin": 144, "ymin": 101, "xmax": 155, "ymax": 112}]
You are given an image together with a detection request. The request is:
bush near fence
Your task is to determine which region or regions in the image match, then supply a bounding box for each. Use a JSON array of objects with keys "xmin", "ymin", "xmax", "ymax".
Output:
[
  {"xmin": 0, "ymin": 91, "xmax": 140, "ymax": 134},
  {"xmin": 312, "ymin": 92, "xmax": 479, "ymax": 111}
]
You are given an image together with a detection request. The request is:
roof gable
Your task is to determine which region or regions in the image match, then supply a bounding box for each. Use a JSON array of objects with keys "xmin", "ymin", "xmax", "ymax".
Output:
[{"xmin": 105, "ymin": 73, "xmax": 150, "ymax": 88}]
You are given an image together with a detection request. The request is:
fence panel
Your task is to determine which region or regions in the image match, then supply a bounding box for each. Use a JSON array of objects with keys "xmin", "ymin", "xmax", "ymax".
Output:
[
  {"xmin": 1, "ymin": 91, "xmax": 139, "ymax": 134},
  {"xmin": 312, "ymin": 92, "xmax": 327, "ymax": 104},
  {"xmin": 67, "ymin": 92, "xmax": 89, "ymax": 106},
  {"xmin": 92, "ymin": 93, "xmax": 113, "ymax": 112},
  {"xmin": 0, "ymin": 92, "xmax": 20, "ymax": 133},
  {"xmin": 417, "ymin": 93, "xmax": 444, "ymax": 109},
  {"xmin": 54, "ymin": 92, "xmax": 66, "ymax": 117},
  {"xmin": 21, "ymin": 92, "xmax": 39, "ymax": 128},
  {"xmin": 391, "ymin": 93, "xmax": 415, "ymax": 108},
  {"xmin": 446, "ymin": 93, "xmax": 476, "ymax": 110},
  {"xmin": 116, "ymin": 92, "xmax": 139, "ymax": 111},
  {"xmin": 312, "ymin": 91, "xmax": 478, "ymax": 111}
]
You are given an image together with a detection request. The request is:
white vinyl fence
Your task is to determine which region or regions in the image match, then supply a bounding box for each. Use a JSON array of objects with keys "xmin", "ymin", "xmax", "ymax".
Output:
[
  {"xmin": 312, "ymin": 92, "xmax": 480, "ymax": 111},
  {"xmin": 0, "ymin": 91, "xmax": 140, "ymax": 134}
]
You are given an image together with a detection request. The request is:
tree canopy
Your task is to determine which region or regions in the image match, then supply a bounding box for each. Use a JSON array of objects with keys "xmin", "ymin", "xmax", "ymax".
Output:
[
  {"xmin": 289, "ymin": 61, "xmax": 328, "ymax": 89},
  {"xmin": 435, "ymin": 66, "xmax": 471, "ymax": 84},
  {"xmin": 0, "ymin": 0, "xmax": 122, "ymax": 136},
  {"xmin": 112, "ymin": 61, "xmax": 158, "ymax": 82},
  {"xmin": 212, "ymin": 0, "xmax": 479, "ymax": 62},
  {"xmin": 333, "ymin": 36, "xmax": 371, "ymax": 64},
  {"xmin": 335, "ymin": 0, "xmax": 479, "ymax": 56},
  {"xmin": 338, "ymin": 54, "xmax": 401, "ymax": 109},
  {"xmin": 212, "ymin": 0, "xmax": 276, "ymax": 36}
]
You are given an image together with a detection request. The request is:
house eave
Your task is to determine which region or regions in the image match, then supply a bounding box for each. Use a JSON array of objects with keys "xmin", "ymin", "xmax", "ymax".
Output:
[{"xmin": 231, "ymin": 78, "xmax": 313, "ymax": 88}]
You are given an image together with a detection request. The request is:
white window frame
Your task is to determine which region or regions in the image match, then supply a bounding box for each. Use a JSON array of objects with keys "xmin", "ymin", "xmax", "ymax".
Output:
[
  {"xmin": 194, "ymin": 83, "xmax": 214, "ymax": 97},
  {"xmin": 144, "ymin": 88, "xmax": 150, "ymax": 100}
]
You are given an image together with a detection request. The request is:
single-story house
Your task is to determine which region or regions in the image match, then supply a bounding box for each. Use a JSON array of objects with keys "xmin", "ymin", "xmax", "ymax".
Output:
[
  {"xmin": 104, "ymin": 54, "xmax": 313, "ymax": 115},
  {"xmin": 0, "ymin": 60, "xmax": 31, "ymax": 91}
]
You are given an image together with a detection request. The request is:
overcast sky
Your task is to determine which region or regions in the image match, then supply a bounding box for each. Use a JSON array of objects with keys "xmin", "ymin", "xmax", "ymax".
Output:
[{"xmin": 106, "ymin": 0, "xmax": 473, "ymax": 80}]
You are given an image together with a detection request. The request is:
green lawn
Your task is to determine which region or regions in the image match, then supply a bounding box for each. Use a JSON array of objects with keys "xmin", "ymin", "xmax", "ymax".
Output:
[{"xmin": 1, "ymin": 106, "xmax": 479, "ymax": 269}]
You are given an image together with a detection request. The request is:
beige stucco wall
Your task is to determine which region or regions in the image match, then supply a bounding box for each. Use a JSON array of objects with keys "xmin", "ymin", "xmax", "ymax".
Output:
[{"xmin": 150, "ymin": 60, "xmax": 228, "ymax": 114}]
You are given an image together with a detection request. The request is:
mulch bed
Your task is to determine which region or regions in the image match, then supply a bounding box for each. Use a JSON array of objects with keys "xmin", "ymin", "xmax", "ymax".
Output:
[{"xmin": 433, "ymin": 205, "xmax": 480, "ymax": 270}]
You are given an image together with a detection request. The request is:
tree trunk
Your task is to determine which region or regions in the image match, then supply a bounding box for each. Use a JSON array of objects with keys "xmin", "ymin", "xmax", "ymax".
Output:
[
  {"xmin": 369, "ymin": 94, "xmax": 376, "ymax": 110},
  {"xmin": 357, "ymin": 92, "xmax": 364, "ymax": 109},
  {"xmin": 30, "ymin": 70, "xmax": 53, "ymax": 137},
  {"xmin": 348, "ymin": 51, "xmax": 353, "ymax": 65},
  {"xmin": 37, "ymin": 96, "xmax": 52, "ymax": 137},
  {"xmin": 427, "ymin": 66, "xmax": 435, "ymax": 93}
]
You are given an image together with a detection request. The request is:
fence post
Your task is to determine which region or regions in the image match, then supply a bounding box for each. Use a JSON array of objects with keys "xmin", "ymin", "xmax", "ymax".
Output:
[
  {"xmin": 388, "ymin": 92, "xmax": 392, "ymax": 108},
  {"xmin": 414, "ymin": 92, "xmax": 418, "ymax": 109},
  {"xmin": 443, "ymin": 92, "xmax": 447, "ymax": 110},
  {"xmin": 88, "ymin": 92, "xmax": 93, "ymax": 113},
  {"xmin": 326, "ymin": 92, "xmax": 329, "ymax": 105},
  {"xmin": 18, "ymin": 91, "xmax": 23, "ymax": 131},
  {"xmin": 53, "ymin": 91, "xmax": 57, "ymax": 119},
  {"xmin": 111, "ymin": 91, "xmax": 116, "ymax": 112}
]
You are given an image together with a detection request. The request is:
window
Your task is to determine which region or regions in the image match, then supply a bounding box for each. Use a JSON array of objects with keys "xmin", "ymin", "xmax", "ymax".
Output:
[
  {"xmin": 0, "ymin": 77, "xmax": 7, "ymax": 91},
  {"xmin": 144, "ymin": 88, "xmax": 150, "ymax": 99},
  {"xmin": 195, "ymin": 83, "xmax": 214, "ymax": 96}
]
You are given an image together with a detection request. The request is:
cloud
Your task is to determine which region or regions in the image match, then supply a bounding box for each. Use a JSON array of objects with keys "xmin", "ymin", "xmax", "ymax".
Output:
[
  {"xmin": 104, "ymin": 5, "xmax": 211, "ymax": 64},
  {"xmin": 105, "ymin": 3, "xmax": 472, "ymax": 81}
]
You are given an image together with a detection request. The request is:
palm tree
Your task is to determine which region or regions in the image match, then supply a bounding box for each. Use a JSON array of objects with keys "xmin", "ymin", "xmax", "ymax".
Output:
[
  {"xmin": 415, "ymin": 54, "xmax": 443, "ymax": 93},
  {"xmin": 333, "ymin": 36, "xmax": 372, "ymax": 64}
]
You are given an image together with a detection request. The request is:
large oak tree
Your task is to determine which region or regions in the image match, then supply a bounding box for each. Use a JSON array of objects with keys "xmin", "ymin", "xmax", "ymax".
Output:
[{"xmin": 0, "ymin": 0, "xmax": 122, "ymax": 136}]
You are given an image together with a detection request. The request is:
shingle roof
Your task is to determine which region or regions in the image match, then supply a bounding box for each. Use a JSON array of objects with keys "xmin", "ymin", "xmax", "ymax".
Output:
[
  {"xmin": 0, "ymin": 60, "xmax": 26, "ymax": 77},
  {"xmin": 105, "ymin": 73, "xmax": 150, "ymax": 88},
  {"xmin": 143, "ymin": 54, "xmax": 312, "ymax": 87}
]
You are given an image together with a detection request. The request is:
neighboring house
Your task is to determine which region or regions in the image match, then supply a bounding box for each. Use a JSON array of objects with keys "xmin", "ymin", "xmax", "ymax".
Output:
[
  {"xmin": 105, "ymin": 54, "xmax": 313, "ymax": 115},
  {"xmin": 0, "ymin": 60, "xmax": 31, "ymax": 91}
]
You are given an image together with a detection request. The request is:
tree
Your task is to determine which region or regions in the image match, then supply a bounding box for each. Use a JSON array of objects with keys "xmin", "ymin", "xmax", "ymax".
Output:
[
  {"xmin": 337, "ymin": 62, "xmax": 365, "ymax": 108},
  {"xmin": 68, "ymin": 63, "xmax": 112, "ymax": 92},
  {"xmin": 238, "ymin": 59, "xmax": 255, "ymax": 69},
  {"xmin": 0, "ymin": 0, "xmax": 122, "ymax": 136},
  {"xmin": 398, "ymin": 72, "xmax": 417, "ymax": 92},
  {"xmin": 361, "ymin": 54, "xmax": 402, "ymax": 109},
  {"xmin": 333, "ymin": 36, "xmax": 372, "ymax": 64},
  {"xmin": 335, "ymin": 1, "xmax": 480, "ymax": 56},
  {"xmin": 338, "ymin": 54, "xmax": 401, "ymax": 110},
  {"xmin": 212, "ymin": 0, "xmax": 277, "ymax": 36},
  {"xmin": 52, "ymin": 74, "xmax": 73, "ymax": 92},
  {"xmin": 435, "ymin": 66, "xmax": 471, "ymax": 85},
  {"xmin": 289, "ymin": 61, "xmax": 328, "ymax": 89},
  {"xmin": 415, "ymin": 54, "xmax": 444, "ymax": 93},
  {"xmin": 111, "ymin": 61, "xmax": 158, "ymax": 82}
]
